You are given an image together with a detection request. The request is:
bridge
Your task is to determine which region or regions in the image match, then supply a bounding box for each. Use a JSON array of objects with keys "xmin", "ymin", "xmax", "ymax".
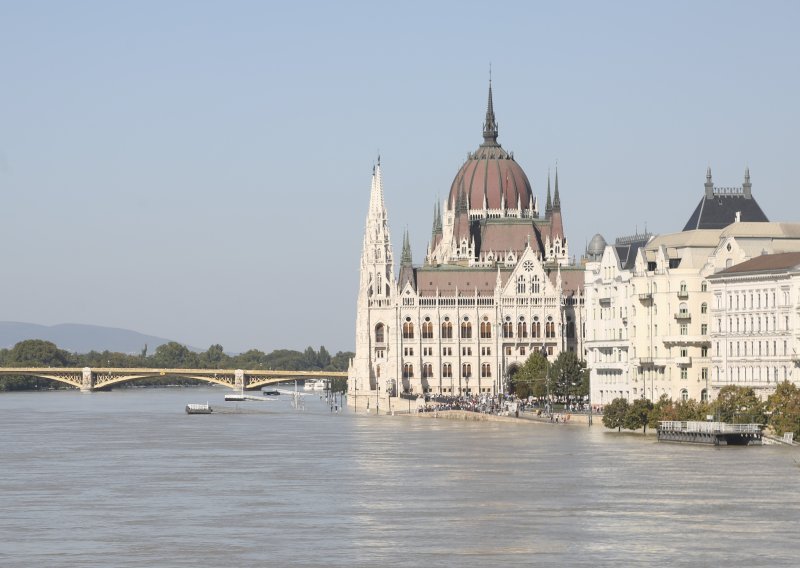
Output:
[{"xmin": 0, "ymin": 367, "xmax": 347, "ymax": 392}]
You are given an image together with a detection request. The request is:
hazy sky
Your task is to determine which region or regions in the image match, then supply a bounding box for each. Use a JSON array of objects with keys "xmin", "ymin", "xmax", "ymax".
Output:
[{"xmin": 2, "ymin": 1, "xmax": 799, "ymax": 354}]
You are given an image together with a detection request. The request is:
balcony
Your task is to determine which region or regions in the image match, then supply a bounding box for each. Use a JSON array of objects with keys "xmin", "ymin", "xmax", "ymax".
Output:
[
  {"xmin": 674, "ymin": 311, "xmax": 692, "ymax": 321},
  {"xmin": 663, "ymin": 335, "xmax": 710, "ymax": 346},
  {"xmin": 675, "ymin": 356, "xmax": 692, "ymax": 366},
  {"xmin": 638, "ymin": 357, "xmax": 654, "ymax": 367},
  {"xmin": 677, "ymin": 290, "xmax": 689, "ymax": 299},
  {"xmin": 638, "ymin": 292, "xmax": 653, "ymax": 301}
]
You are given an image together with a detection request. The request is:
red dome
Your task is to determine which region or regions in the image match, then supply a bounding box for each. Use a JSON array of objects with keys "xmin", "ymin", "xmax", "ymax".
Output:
[
  {"xmin": 448, "ymin": 147, "xmax": 532, "ymax": 210},
  {"xmin": 447, "ymin": 81, "xmax": 532, "ymax": 210}
]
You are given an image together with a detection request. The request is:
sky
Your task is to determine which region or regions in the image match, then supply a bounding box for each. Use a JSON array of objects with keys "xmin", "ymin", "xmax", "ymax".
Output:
[{"xmin": 2, "ymin": 1, "xmax": 799, "ymax": 355}]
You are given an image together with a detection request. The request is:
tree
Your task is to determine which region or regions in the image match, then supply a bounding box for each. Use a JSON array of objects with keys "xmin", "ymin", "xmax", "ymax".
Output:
[
  {"xmin": 201, "ymin": 344, "xmax": 228, "ymax": 368},
  {"xmin": 6, "ymin": 340, "xmax": 72, "ymax": 367},
  {"xmin": 153, "ymin": 342, "xmax": 197, "ymax": 368},
  {"xmin": 767, "ymin": 381, "xmax": 800, "ymax": 438},
  {"xmin": 602, "ymin": 398, "xmax": 630, "ymax": 432},
  {"xmin": 547, "ymin": 351, "xmax": 587, "ymax": 402},
  {"xmin": 624, "ymin": 398, "xmax": 654, "ymax": 434},
  {"xmin": 712, "ymin": 385, "xmax": 766, "ymax": 424},
  {"xmin": 512, "ymin": 351, "xmax": 549, "ymax": 399}
]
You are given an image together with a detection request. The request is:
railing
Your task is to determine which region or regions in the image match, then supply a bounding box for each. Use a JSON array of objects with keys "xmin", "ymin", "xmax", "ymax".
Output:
[
  {"xmin": 638, "ymin": 293, "xmax": 653, "ymax": 301},
  {"xmin": 674, "ymin": 311, "xmax": 691, "ymax": 321},
  {"xmin": 659, "ymin": 421, "xmax": 761, "ymax": 434},
  {"xmin": 677, "ymin": 290, "xmax": 689, "ymax": 299}
]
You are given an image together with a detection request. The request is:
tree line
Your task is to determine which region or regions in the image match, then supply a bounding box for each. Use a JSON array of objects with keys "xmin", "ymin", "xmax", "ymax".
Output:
[
  {"xmin": 509, "ymin": 350, "xmax": 589, "ymax": 403},
  {"xmin": 601, "ymin": 382, "xmax": 800, "ymax": 440},
  {"xmin": 0, "ymin": 339, "xmax": 353, "ymax": 391}
]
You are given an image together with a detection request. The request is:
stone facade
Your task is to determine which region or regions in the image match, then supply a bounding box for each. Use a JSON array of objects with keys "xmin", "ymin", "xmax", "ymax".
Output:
[{"xmin": 348, "ymin": 85, "xmax": 585, "ymax": 406}]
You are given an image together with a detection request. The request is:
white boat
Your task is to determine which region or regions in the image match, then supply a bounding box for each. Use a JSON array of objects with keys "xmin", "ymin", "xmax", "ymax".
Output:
[
  {"xmin": 304, "ymin": 379, "xmax": 327, "ymax": 391},
  {"xmin": 186, "ymin": 403, "xmax": 212, "ymax": 414}
]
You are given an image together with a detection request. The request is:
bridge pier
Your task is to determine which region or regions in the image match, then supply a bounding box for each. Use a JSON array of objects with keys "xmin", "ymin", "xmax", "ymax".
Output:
[
  {"xmin": 81, "ymin": 367, "xmax": 95, "ymax": 392},
  {"xmin": 235, "ymin": 369, "xmax": 245, "ymax": 391}
]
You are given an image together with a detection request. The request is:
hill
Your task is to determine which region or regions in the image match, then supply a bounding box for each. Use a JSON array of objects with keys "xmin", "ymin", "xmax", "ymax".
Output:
[{"xmin": 0, "ymin": 322, "xmax": 178, "ymax": 354}]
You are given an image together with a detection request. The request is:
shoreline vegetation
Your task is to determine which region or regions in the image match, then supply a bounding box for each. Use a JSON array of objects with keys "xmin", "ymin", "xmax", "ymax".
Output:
[{"xmin": 0, "ymin": 339, "xmax": 351, "ymax": 393}]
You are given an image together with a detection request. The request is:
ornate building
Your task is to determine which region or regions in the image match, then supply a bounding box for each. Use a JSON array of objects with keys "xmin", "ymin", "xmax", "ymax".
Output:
[
  {"xmin": 349, "ymin": 83, "xmax": 585, "ymax": 407},
  {"xmin": 585, "ymin": 170, "xmax": 800, "ymax": 404}
]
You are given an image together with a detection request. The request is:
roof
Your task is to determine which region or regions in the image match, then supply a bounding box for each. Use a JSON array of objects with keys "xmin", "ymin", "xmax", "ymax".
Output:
[
  {"xmin": 709, "ymin": 252, "xmax": 800, "ymax": 277},
  {"xmin": 683, "ymin": 194, "xmax": 768, "ymax": 231},
  {"xmin": 415, "ymin": 267, "xmax": 502, "ymax": 297}
]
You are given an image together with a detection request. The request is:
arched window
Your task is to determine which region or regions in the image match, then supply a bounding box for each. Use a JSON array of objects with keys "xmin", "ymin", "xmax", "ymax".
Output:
[
  {"xmin": 531, "ymin": 275, "xmax": 540, "ymax": 293},
  {"xmin": 480, "ymin": 318, "xmax": 492, "ymax": 338},
  {"xmin": 461, "ymin": 363, "xmax": 471, "ymax": 378},
  {"xmin": 532, "ymin": 319, "xmax": 541, "ymax": 338},
  {"xmin": 701, "ymin": 281, "xmax": 708, "ymax": 292},
  {"xmin": 517, "ymin": 275, "xmax": 526, "ymax": 294},
  {"xmin": 517, "ymin": 318, "xmax": 528, "ymax": 338},
  {"xmin": 442, "ymin": 363, "xmax": 452, "ymax": 378},
  {"xmin": 680, "ymin": 389, "xmax": 688, "ymax": 402},
  {"xmin": 375, "ymin": 323, "xmax": 385, "ymax": 343},
  {"xmin": 441, "ymin": 320, "xmax": 453, "ymax": 339},
  {"xmin": 701, "ymin": 302, "xmax": 708, "ymax": 314},
  {"xmin": 481, "ymin": 363, "xmax": 491, "ymax": 378},
  {"xmin": 678, "ymin": 302, "xmax": 688, "ymax": 316},
  {"xmin": 403, "ymin": 364, "xmax": 414, "ymax": 379},
  {"xmin": 403, "ymin": 319, "xmax": 414, "ymax": 339},
  {"xmin": 422, "ymin": 320, "xmax": 433, "ymax": 339},
  {"xmin": 422, "ymin": 363, "xmax": 433, "ymax": 379},
  {"xmin": 503, "ymin": 320, "xmax": 514, "ymax": 338},
  {"xmin": 460, "ymin": 320, "xmax": 472, "ymax": 339}
]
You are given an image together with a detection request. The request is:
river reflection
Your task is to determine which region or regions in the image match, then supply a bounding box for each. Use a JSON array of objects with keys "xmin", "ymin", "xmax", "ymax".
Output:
[{"xmin": 0, "ymin": 387, "xmax": 798, "ymax": 567}]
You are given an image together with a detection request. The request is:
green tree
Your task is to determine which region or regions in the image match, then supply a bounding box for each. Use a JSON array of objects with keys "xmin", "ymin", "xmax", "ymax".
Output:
[
  {"xmin": 153, "ymin": 342, "xmax": 197, "ymax": 368},
  {"xmin": 602, "ymin": 398, "xmax": 630, "ymax": 432},
  {"xmin": 766, "ymin": 381, "xmax": 800, "ymax": 438},
  {"xmin": 648, "ymin": 395, "xmax": 676, "ymax": 430},
  {"xmin": 201, "ymin": 344, "xmax": 228, "ymax": 368},
  {"xmin": 712, "ymin": 385, "xmax": 766, "ymax": 424},
  {"xmin": 513, "ymin": 351, "xmax": 549, "ymax": 400},
  {"xmin": 6, "ymin": 340, "xmax": 72, "ymax": 367},
  {"xmin": 624, "ymin": 398, "xmax": 654, "ymax": 434},
  {"xmin": 547, "ymin": 351, "xmax": 587, "ymax": 402}
]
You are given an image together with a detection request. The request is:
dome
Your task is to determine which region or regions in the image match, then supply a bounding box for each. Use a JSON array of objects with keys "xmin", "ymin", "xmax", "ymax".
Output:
[
  {"xmin": 586, "ymin": 233, "xmax": 607, "ymax": 260},
  {"xmin": 447, "ymin": 83, "xmax": 533, "ymax": 211}
]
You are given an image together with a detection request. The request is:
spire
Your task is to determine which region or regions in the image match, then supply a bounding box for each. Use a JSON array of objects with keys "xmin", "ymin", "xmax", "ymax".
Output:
[
  {"xmin": 431, "ymin": 203, "xmax": 439, "ymax": 238},
  {"xmin": 553, "ymin": 166, "xmax": 561, "ymax": 209},
  {"xmin": 401, "ymin": 229, "xmax": 412, "ymax": 265},
  {"xmin": 704, "ymin": 166, "xmax": 714, "ymax": 198},
  {"xmin": 743, "ymin": 166, "xmax": 752, "ymax": 198},
  {"xmin": 482, "ymin": 73, "xmax": 498, "ymax": 146},
  {"xmin": 545, "ymin": 171, "xmax": 552, "ymax": 214}
]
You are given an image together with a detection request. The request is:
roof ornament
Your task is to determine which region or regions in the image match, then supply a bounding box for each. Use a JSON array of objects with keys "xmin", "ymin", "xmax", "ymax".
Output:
[
  {"xmin": 553, "ymin": 163, "xmax": 561, "ymax": 209},
  {"xmin": 545, "ymin": 170, "xmax": 552, "ymax": 213},
  {"xmin": 482, "ymin": 69, "xmax": 499, "ymax": 145}
]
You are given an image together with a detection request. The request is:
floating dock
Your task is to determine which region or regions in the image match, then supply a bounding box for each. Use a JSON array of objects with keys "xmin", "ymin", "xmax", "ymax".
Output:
[
  {"xmin": 186, "ymin": 403, "xmax": 213, "ymax": 414},
  {"xmin": 657, "ymin": 421, "xmax": 762, "ymax": 445}
]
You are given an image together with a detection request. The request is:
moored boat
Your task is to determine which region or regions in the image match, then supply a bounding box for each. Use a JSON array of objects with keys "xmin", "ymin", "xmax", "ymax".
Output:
[{"xmin": 185, "ymin": 403, "xmax": 213, "ymax": 414}]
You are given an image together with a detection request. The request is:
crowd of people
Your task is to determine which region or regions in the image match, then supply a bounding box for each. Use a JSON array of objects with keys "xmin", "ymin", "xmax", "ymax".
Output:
[{"xmin": 416, "ymin": 393, "xmax": 600, "ymax": 418}]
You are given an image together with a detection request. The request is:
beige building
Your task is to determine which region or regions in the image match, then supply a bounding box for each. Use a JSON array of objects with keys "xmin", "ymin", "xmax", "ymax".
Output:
[
  {"xmin": 707, "ymin": 252, "xmax": 800, "ymax": 399},
  {"xmin": 585, "ymin": 170, "xmax": 800, "ymax": 405}
]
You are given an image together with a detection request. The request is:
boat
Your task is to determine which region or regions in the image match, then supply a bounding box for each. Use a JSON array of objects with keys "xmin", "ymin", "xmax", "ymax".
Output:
[
  {"xmin": 304, "ymin": 379, "xmax": 327, "ymax": 391},
  {"xmin": 185, "ymin": 403, "xmax": 212, "ymax": 414},
  {"xmin": 262, "ymin": 389, "xmax": 280, "ymax": 396}
]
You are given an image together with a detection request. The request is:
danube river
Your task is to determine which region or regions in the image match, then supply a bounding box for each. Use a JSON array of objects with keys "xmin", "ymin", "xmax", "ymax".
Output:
[{"xmin": 1, "ymin": 387, "xmax": 798, "ymax": 567}]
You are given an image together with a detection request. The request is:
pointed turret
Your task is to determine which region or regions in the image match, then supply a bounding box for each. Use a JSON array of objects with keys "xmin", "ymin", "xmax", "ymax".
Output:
[
  {"xmin": 545, "ymin": 172, "xmax": 552, "ymax": 217},
  {"xmin": 482, "ymin": 77, "xmax": 499, "ymax": 146},
  {"xmin": 705, "ymin": 166, "xmax": 714, "ymax": 198},
  {"xmin": 553, "ymin": 167, "xmax": 561, "ymax": 209},
  {"xmin": 743, "ymin": 167, "xmax": 752, "ymax": 198},
  {"xmin": 398, "ymin": 229, "xmax": 416, "ymax": 291}
]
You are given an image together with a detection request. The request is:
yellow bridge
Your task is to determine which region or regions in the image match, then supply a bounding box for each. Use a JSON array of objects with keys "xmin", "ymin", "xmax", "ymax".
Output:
[{"xmin": 0, "ymin": 367, "xmax": 347, "ymax": 392}]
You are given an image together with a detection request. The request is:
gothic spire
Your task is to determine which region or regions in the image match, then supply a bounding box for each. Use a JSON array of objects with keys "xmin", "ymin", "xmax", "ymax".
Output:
[
  {"xmin": 553, "ymin": 166, "xmax": 561, "ymax": 209},
  {"xmin": 482, "ymin": 75, "xmax": 498, "ymax": 145},
  {"xmin": 545, "ymin": 170, "xmax": 552, "ymax": 213},
  {"xmin": 401, "ymin": 229, "xmax": 412, "ymax": 265}
]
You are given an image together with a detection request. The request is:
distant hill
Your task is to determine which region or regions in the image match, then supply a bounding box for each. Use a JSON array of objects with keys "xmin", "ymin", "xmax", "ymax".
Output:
[{"xmin": 0, "ymin": 322, "xmax": 179, "ymax": 354}]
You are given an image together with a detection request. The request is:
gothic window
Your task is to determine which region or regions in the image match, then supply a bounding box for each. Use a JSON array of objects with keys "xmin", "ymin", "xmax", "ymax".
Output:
[
  {"xmin": 517, "ymin": 318, "xmax": 528, "ymax": 338},
  {"xmin": 403, "ymin": 318, "xmax": 414, "ymax": 339},
  {"xmin": 481, "ymin": 364, "xmax": 491, "ymax": 378},
  {"xmin": 441, "ymin": 320, "xmax": 453, "ymax": 339},
  {"xmin": 442, "ymin": 363, "xmax": 452, "ymax": 378},
  {"xmin": 403, "ymin": 364, "xmax": 414, "ymax": 379},
  {"xmin": 422, "ymin": 320, "xmax": 434, "ymax": 339},
  {"xmin": 503, "ymin": 319, "xmax": 514, "ymax": 338},
  {"xmin": 517, "ymin": 275, "xmax": 526, "ymax": 294},
  {"xmin": 460, "ymin": 320, "xmax": 472, "ymax": 339},
  {"xmin": 567, "ymin": 321, "xmax": 575, "ymax": 339},
  {"xmin": 531, "ymin": 275, "xmax": 540, "ymax": 294},
  {"xmin": 461, "ymin": 363, "xmax": 472, "ymax": 378},
  {"xmin": 480, "ymin": 318, "xmax": 492, "ymax": 338},
  {"xmin": 532, "ymin": 318, "xmax": 541, "ymax": 338},
  {"xmin": 422, "ymin": 363, "xmax": 433, "ymax": 379},
  {"xmin": 375, "ymin": 323, "xmax": 385, "ymax": 343}
]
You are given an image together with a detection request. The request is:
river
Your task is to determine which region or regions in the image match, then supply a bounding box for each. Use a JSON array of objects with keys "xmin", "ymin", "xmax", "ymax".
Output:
[{"xmin": 0, "ymin": 387, "xmax": 798, "ymax": 567}]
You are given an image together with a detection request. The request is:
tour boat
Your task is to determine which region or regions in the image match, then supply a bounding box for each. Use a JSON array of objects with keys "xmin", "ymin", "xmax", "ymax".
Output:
[{"xmin": 185, "ymin": 403, "xmax": 212, "ymax": 414}]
